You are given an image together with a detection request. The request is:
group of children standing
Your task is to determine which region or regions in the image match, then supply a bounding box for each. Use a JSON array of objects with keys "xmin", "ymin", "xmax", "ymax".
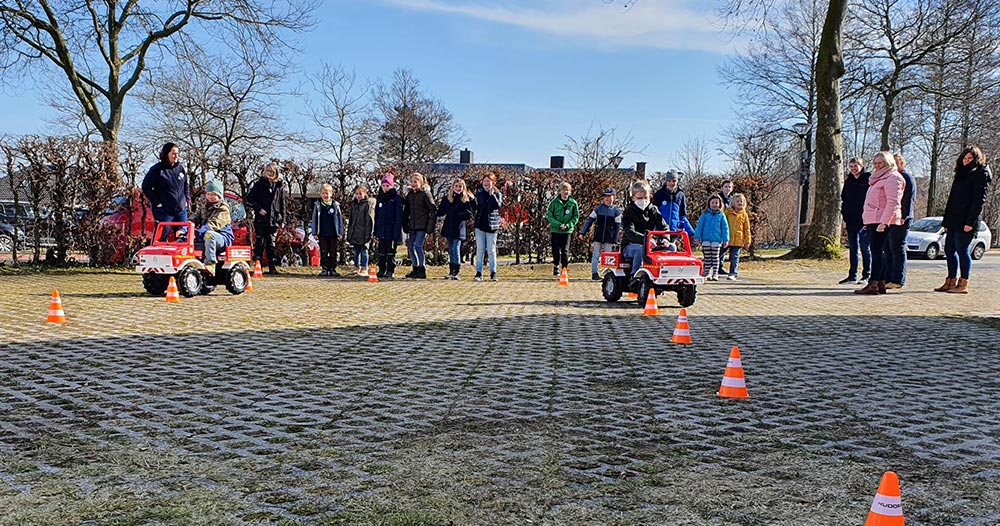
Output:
[
  {"xmin": 301, "ymin": 169, "xmax": 752, "ymax": 282},
  {"xmin": 562, "ymin": 173, "xmax": 753, "ymax": 281}
]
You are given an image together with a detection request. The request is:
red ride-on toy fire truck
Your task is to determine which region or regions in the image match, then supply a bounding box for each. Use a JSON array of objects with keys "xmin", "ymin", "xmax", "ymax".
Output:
[
  {"xmin": 136, "ymin": 222, "xmax": 253, "ymax": 297},
  {"xmin": 600, "ymin": 230, "xmax": 704, "ymax": 308}
]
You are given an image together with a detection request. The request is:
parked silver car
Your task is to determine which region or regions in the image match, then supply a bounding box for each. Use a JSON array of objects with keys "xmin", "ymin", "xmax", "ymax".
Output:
[{"xmin": 905, "ymin": 216, "xmax": 992, "ymax": 260}]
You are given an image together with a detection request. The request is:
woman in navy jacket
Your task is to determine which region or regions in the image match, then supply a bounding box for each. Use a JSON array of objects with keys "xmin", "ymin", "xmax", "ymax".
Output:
[{"xmin": 141, "ymin": 142, "xmax": 189, "ymax": 240}]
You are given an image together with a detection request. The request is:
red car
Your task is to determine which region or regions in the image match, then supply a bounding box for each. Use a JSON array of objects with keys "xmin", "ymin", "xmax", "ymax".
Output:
[
  {"xmin": 101, "ymin": 190, "xmax": 307, "ymax": 266},
  {"xmin": 600, "ymin": 230, "xmax": 704, "ymax": 307},
  {"xmin": 136, "ymin": 221, "xmax": 252, "ymax": 296}
]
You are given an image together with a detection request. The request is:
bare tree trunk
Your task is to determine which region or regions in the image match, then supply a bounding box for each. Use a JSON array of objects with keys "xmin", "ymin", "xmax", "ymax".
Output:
[{"xmin": 791, "ymin": 0, "xmax": 848, "ymax": 258}]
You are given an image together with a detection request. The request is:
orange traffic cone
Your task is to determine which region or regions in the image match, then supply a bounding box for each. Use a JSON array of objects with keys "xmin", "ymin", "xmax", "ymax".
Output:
[
  {"xmin": 253, "ymin": 260, "xmax": 264, "ymax": 279},
  {"xmin": 558, "ymin": 267, "xmax": 569, "ymax": 286},
  {"xmin": 165, "ymin": 276, "xmax": 181, "ymax": 303},
  {"xmin": 46, "ymin": 289, "xmax": 67, "ymax": 324},
  {"xmin": 642, "ymin": 289, "xmax": 659, "ymax": 316},
  {"xmin": 717, "ymin": 346, "xmax": 749, "ymax": 398},
  {"xmin": 670, "ymin": 308, "xmax": 692, "ymax": 344},
  {"xmin": 866, "ymin": 471, "xmax": 904, "ymax": 526},
  {"xmin": 246, "ymin": 277, "xmax": 254, "ymax": 292},
  {"xmin": 368, "ymin": 264, "xmax": 379, "ymax": 283}
]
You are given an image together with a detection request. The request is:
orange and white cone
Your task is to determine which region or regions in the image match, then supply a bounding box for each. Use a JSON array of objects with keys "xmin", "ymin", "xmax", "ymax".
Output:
[
  {"xmin": 253, "ymin": 260, "xmax": 264, "ymax": 279},
  {"xmin": 670, "ymin": 308, "xmax": 692, "ymax": 344},
  {"xmin": 865, "ymin": 471, "xmax": 904, "ymax": 526},
  {"xmin": 627, "ymin": 292, "xmax": 638, "ymax": 299},
  {"xmin": 46, "ymin": 289, "xmax": 67, "ymax": 324},
  {"xmin": 165, "ymin": 276, "xmax": 181, "ymax": 303},
  {"xmin": 368, "ymin": 264, "xmax": 379, "ymax": 283},
  {"xmin": 642, "ymin": 289, "xmax": 659, "ymax": 316},
  {"xmin": 558, "ymin": 267, "xmax": 569, "ymax": 286},
  {"xmin": 246, "ymin": 277, "xmax": 254, "ymax": 292},
  {"xmin": 717, "ymin": 346, "xmax": 749, "ymax": 398}
]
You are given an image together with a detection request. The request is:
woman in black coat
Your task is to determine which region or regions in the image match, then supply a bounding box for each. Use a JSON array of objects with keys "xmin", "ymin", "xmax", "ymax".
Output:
[
  {"xmin": 935, "ymin": 145, "xmax": 992, "ymax": 294},
  {"xmin": 436, "ymin": 178, "xmax": 475, "ymax": 280}
]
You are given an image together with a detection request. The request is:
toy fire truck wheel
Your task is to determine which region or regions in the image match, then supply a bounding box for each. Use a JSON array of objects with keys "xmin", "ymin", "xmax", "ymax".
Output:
[
  {"xmin": 226, "ymin": 265, "xmax": 249, "ymax": 295},
  {"xmin": 142, "ymin": 272, "xmax": 169, "ymax": 296},
  {"xmin": 176, "ymin": 266, "xmax": 204, "ymax": 297},
  {"xmin": 200, "ymin": 280, "xmax": 216, "ymax": 295},
  {"xmin": 636, "ymin": 276, "xmax": 654, "ymax": 307},
  {"xmin": 601, "ymin": 272, "xmax": 623, "ymax": 302},
  {"xmin": 677, "ymin": 285, "xmax": 697, "ymax": 308}
]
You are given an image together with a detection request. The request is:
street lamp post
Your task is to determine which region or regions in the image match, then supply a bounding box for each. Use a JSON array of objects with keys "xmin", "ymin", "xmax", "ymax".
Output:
[{"xmin": 792, "ymin": 122, "xmax": 811, "ymax": 247}]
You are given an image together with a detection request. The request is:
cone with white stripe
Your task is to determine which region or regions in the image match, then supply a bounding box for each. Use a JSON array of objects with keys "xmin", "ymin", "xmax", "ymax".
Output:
[
  {"xmin": 865, "ymin": 471, "xmax": 904, "ymax": 526},
  {"xmin": 165, "ymin": 276, "xmax": 181, "ymax": 303},
  {"xmin": 253, "ymin": 260, "xmax": 264, "ymax": 279},
  {"xmin": 670, "ymin": 308, "xmax": 692, "ymax": 344},
  {"xmin": 642, "ymin": 289, "xmax": 659, "ymax": 316},
  {"xmin": 717, "ymin": 346, "xmax": 748, "ymax": 398},
  {"xmin": 558, "ymin": 267, "xmax": 569, "ymax": 286},
  {"xmin": 368, "ymin": 264, "xmax": 379, "ymax": 283},
  {"xmin": 245, "ymin": 277, "xmax": 254, "ymax": 292},
  {"xmin": 46, "ymin": 289, "xmax": 67, "ymax": 324}
]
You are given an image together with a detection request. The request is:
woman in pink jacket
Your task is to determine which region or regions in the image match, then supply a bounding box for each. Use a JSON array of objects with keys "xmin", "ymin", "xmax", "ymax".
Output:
[{"xmin": 855, "ymin": 151, "xmax": 905, "ymax": 295}]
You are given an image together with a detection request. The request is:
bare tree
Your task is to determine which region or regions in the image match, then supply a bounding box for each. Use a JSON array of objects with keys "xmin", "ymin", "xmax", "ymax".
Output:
[
  {"xmin": 846, "ymin": 0, "xmax": 994, "ymax": 151},
  {"xmin": 374, "ymin": 69, "xmax": 464, "ymax": 168},
  {"xmin": 672, "ymin": 136, "xmax": 713, "ymax": 179},
  {"xmin": 0, "ymin": 1, "xmax": 315, "ymax": 144},
  {"xmin": 307, "ymin": 63, "xmax": 377, "ymax": 199}
]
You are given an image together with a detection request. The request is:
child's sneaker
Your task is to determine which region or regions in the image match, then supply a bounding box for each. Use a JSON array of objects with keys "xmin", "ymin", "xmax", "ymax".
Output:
[
  {"xmin": 727, "ymin": 274, "xmax": 737, "ymax": 281},
  {"xmin": 329, "ymin": 270, "xmax": 342, "ymax": 278},
  {"xmin": 474, "ymin": 272, "xmax": 483, "ymax": 282},
  {"xmin": 319, "ymin": 269, "xmax": 329, "ymax": 277},
  {"xmin": 490, "ymin": 272, "xmax": 498, "ymax": 282}
]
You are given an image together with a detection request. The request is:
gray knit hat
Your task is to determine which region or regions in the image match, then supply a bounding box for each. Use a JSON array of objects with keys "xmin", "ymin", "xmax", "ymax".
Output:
[{"xmin": 206, "ymin": 179, "xmax": 224, "ymax": 197}]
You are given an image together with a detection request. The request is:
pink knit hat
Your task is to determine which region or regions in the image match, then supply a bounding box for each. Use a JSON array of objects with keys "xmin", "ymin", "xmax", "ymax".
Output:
[{"xmin": 380, "ymin": 173, "xmax": 394, "ymax": 186}]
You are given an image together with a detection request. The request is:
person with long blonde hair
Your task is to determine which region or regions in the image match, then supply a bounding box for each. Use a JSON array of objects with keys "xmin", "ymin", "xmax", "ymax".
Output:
[
  {"xmin": 402, "ymin": 172, "xmax": 436, "ymax": 279},
  {"xmin": 854, "ymin": 152, "xmax": 904, "ymax": 295},
  {"xmin": 436, "ymin": 178, "xmax": 475, "ymax": 279}
]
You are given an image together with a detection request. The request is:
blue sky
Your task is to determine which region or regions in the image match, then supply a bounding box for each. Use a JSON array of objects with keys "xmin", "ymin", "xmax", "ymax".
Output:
[{"xmin": 0, "ymin": 0, "xmax": 740, "ymax": 171}]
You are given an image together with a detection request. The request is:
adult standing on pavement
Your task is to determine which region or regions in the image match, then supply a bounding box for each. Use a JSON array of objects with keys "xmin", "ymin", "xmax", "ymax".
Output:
[
  {"xmin": 839, "ymin": 156, "xmax": 872, "ymax": 284},
  {"xmin": 652, "ymin": 171, "xmax": 695, "ymax": 236},
  {"xmin": 472, "ymin": 172, "xmax": 503, "ymax": 282},
  {"xmin": 402, "ymin": 172, "xmax": 436, "ymax": 279},
  {"xmin": 142, "ymin": 142, "xmax": 189, "ymax": 241},
  {"xmin": 579, "ymin": 187, "xmax": 622, "ymax": 281},
  {"xmin": 374, "ymin": 173, "xmax": 404, "ymax": 279},
  {"xmin": 855, "ymin": 152, "xmax": 904, "ymax": 295},
  {"xmin": 885, "ymin": 154, "xmax": 916, "ymax": 289},
  {"xmin": 246, "ymin": 162, "xmax": 286, "ymax": 274},
  {"xmin": 935, "ymin": 145, "xmax": 993, "ymax": 294}
]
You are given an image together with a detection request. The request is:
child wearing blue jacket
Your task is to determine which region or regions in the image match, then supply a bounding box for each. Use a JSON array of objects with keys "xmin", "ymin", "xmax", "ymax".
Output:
[
  {"xmin": 578, "ymin": 187, "xmax": 622, "ymax": 281},
  {"xmin": 308, "ymin": 183, "xmax": 345, "ymax": 277},
  {"xmin": 693, "ymin": 194, "xmax": 730, "ymax": 281}
]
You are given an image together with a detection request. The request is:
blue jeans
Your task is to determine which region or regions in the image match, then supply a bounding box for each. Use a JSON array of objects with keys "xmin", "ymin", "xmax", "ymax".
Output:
[
  {"xmin": 591, "ymin": 242, "xmax": 614, "ymax": 274},
  {"xmin": 475, "ymin": 228, "xmax": 498, "ymax": 274},
  {"xmin": 202, "ymin": 230, "xmax": 228, "ymax": 264},
  {"xmin": 352, "ymin": 243, "xmax": 369, "ymax": 268},
  {"xmin": 884, "ymin": 220, "xmax": 910, "ymax": 285},
  {"xmin": 623, "ymin": 243, "xmax": 643, "ymax": 277},
  {"xmin": 727, "ymin": 246, "xmax": 742, "ymax": 276},
  {"xmin": 406, "ymin": 230, "xmax": 427, "ymax": 267},
  {"xmin": 944, "ymin": 229, "xmax": 974, "ymax": 279},
  {"xmin": 152, "ymin": 208, "xmax": 188, "ymax": 241},
  {"xmin": 845, "ymin": 224, "xmax": 871, "ymax": 280},
  {"xmin": 447, "ymin": 238, "xmax": 462, "ymax": 265}
]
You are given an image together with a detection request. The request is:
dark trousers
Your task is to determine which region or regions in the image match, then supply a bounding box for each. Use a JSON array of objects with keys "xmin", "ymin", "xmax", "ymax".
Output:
[
  {"xmin": 377, "ymin": 238, "xmax": 398, "ymax": 276},
  {"xmin": 319, "ymin": 235, "xmax": 339, "ymax": 271},
  {"xmin": 253, "ymin": 222, "xmax": 278, "ymax": 270},
  {"xmin": 551, "ymin": 232, "xmax": 570, "ymax": 269},
  {"xmin": 845, "ymin": 224, "xmax": 871, "ymax": 280},
  {"xmin": 944, "ymin": 229, "xmax": 974, "ymax": 279},
  {"xmin": 866, "ymin": 225, "xmax": 889, "ymax": 281},
  {"xmin": 884, "ymin": 219, "xmax": 910, "ymax": 285}
]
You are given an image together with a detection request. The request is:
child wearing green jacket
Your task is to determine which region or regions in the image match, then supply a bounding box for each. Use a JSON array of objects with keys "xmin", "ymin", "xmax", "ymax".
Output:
[{"xmin": 546, "ymin": 182, "xmax": 580, "ymax": 276}]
